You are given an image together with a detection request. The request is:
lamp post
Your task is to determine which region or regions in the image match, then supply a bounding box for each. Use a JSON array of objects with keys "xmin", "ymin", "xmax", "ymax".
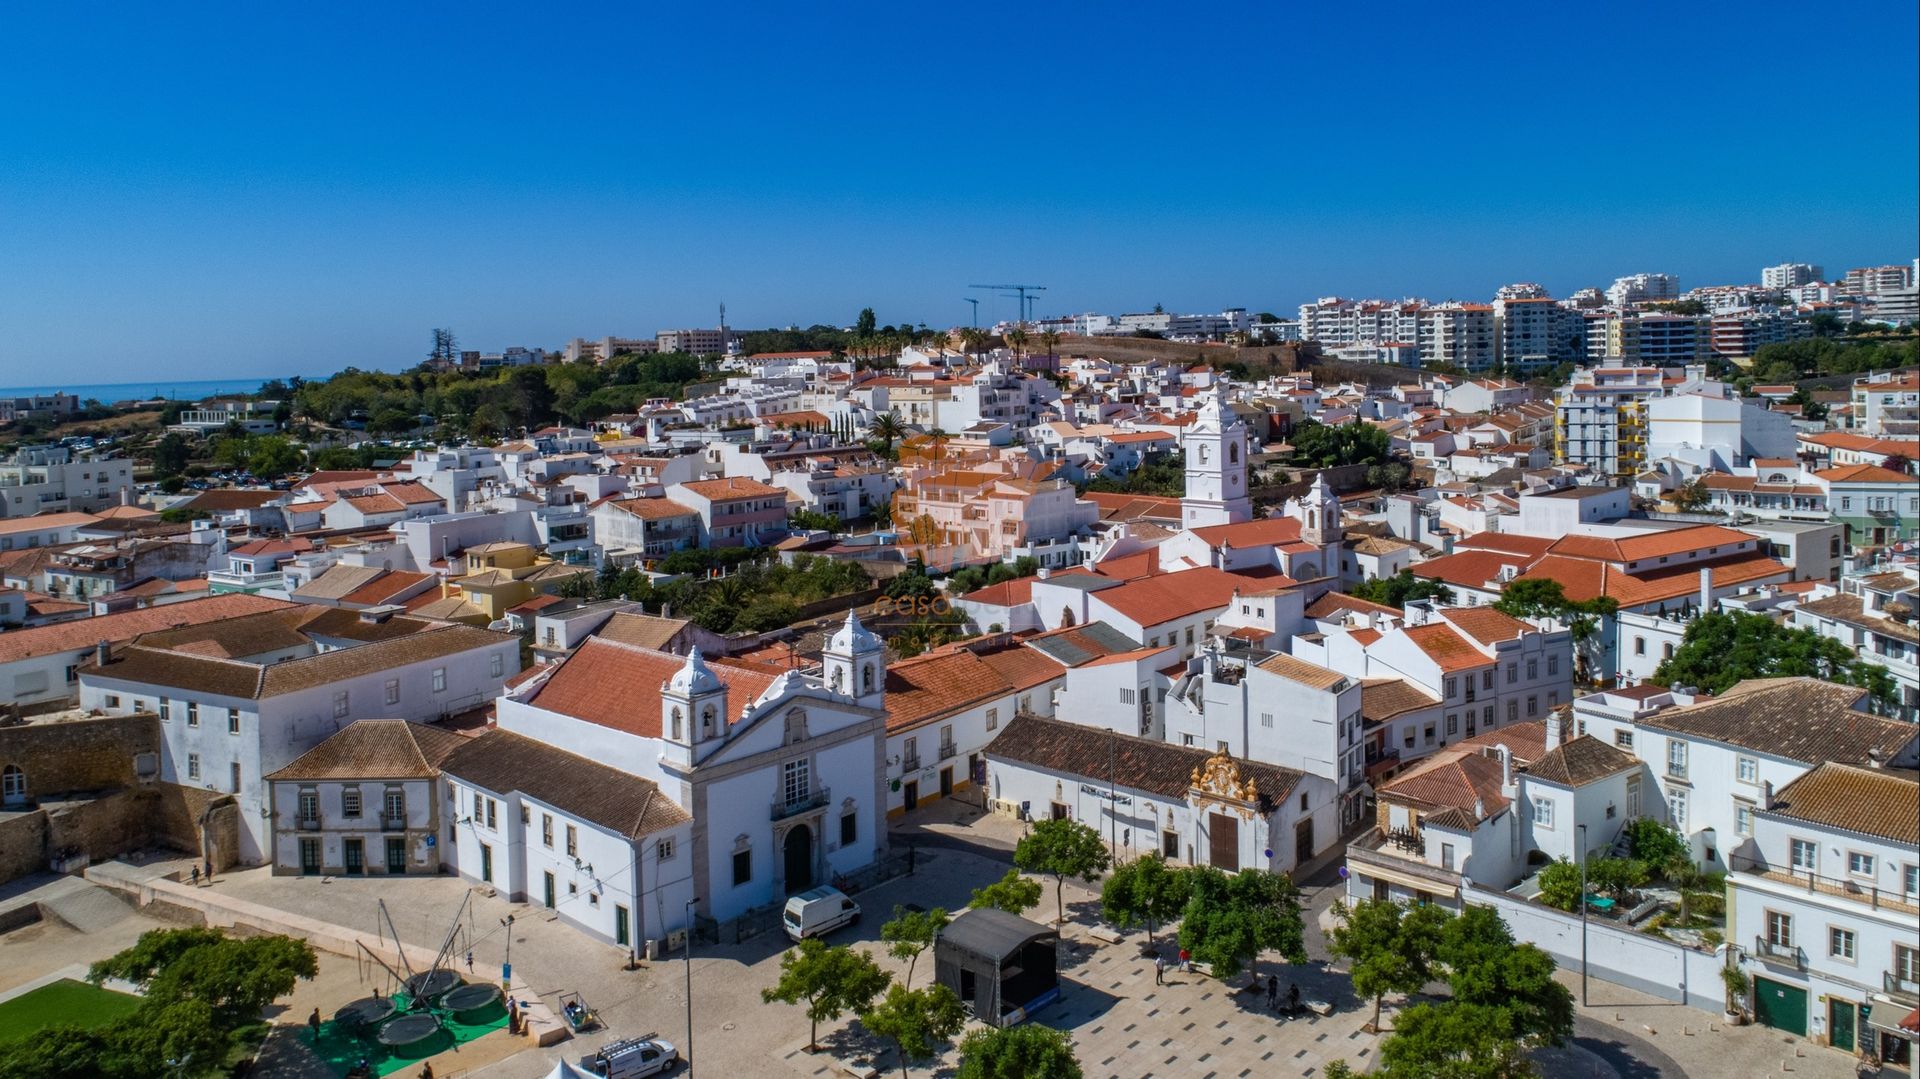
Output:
[
  {"xmin": 499, "ymin": 914, "xmax": 514, "ymax": 986},
  {"xmin": 1576, "ymin": 823, "xmax": 1589, "ymax": 1007},
  {"xmin": 684, "ymin": 897, "xmax": 698, "ymax": 1078}
]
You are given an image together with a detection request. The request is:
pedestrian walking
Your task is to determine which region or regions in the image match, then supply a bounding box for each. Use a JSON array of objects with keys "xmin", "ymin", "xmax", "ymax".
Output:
[
  {"xmin": 203, "ymin": 858, "xmax": 214, "ymax": 883},
  {"xmin": 1266, "ymin": 975, "xmax": 1278, "ymax": 1011},
  {"xmin": 417, "ymin": 1064, "xmax": 434, "ymax": 1079},
  {"xmin": 1287, "ymin": 982, "xmax": 1301, "ymax": 1012},
  {"xmin": 1178, "ymin": 947, "xmax": 1190, "ymax": 973},
  {"xmin": 465, "ymin": 950, "xmax": 474, "ymax": 973},
  {"xmin": 308, "ymin": 1008, "xmax": 321, "ymax": 1043},
  {"xmin": 190, "ymin": 865, "xmax": 200, "ymax": 887},
  {"xmin": 1154, "ymin": 956, "xmax": 1165, "ymax": 985}
]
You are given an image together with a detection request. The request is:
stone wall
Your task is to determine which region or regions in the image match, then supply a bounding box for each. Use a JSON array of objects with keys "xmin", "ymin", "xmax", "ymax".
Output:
[
  {"xmin": 0, "ymin": 783, "xmax": 239, "ymax": 886},
  {"xmin": 0, "ymin": 712, "xmax": 161, "ymax": 799},
  {"xmin": 150, "ymin": 784, "xmax": 240, "ymax": 870},
  {"xmin": 0, "ymin": 812, "xmax": 48, "ymax": 883},
  {"xmin": 46, "ymin": 789, "xmax": 152, "ymax": 866}
]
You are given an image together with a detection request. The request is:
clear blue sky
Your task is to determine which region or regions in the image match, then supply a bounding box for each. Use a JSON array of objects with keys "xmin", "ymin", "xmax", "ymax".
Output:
[{"xmin": 3, "ymin": 2, "xmax": 1915, "ymax": 382}]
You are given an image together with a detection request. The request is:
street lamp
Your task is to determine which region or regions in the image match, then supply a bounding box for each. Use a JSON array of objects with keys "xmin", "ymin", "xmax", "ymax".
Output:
[
  {"xmin": 1576, "ymin": 823, "xmax": 1589, "ymax": 1007},
  {"xmin": 499, "ymin": 914, "xmax": 514, "ymax": 986},
  {"xmin": 684, "ymin": 897, "xmax": 698, "ymax": 1078}
]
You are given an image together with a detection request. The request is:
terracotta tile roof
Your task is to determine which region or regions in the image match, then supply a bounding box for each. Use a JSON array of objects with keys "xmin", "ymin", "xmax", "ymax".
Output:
[
  {"xmin": 1080, "ymin": 491, "xmax": 1183, "ymax": 521},
  {"xmin": 291, "ymin": 564, "xmax": 389, "ymax": 601},
  {"xmin": 594, "ymin": 612, "xmax": 694, "ymax": 651},
  {"xmin": 1795, "ymin": 592, "xmax": 1920, "ymax": 644},
  {"xmin": 960, "ymin": 576, "xmax": 1037, "ymax": 608},
  {"xmin": 1442, "ymin": 606, "xmax": 1534, "ymax": 646},
  {"xmin": 1306, "ymin": 592, "xmax": 1401, "ymax": 620},
  {"xmin": 228, "ymin": 538, "xmax": 306, "ymax": 558},
  {"xmin": 1516, "ymin": 552, "xmax": 1788, "ymax": 607},
  {"xmin": 885, "ymin": 646, "xmax": 1022, "ymax": 733},
  {"xmin": 139, "ymin": 607, "xmax": 317, "ymax": 657},
  {"xmin": 1454, "ymin": 532, "xmax": 1555, "ymax": 559},
  {"xmin": 976, "ymin": 646, "xmax": 1068, "ymax": 694},
  {"xmin": 267, "ymin": 719, "xmax": 469, "ymax": 781},
  {"xmin": 1763, "ymin": 762, "xmax": 1918, "ymax": 845},
  {"xmin": 1093, "ymin": 567, "xmax": 1295, "ymax": 628},
  {"xmin": 1378, "ymin": 748, "xmax": 1509, "ymax": 822},
  {"xmin": 339, "ymin": 570, "xmax": 431, "ymax": 607},
  {"xmin": 342, "ymin": 493, "xmax": 406, "ymax": 514},
  {"xmin": 178, "ymin": 489, "xmax": 284, "ymax": 512},
  {"xmin": 383, "ymin": 482, "xmax": 445, "ymax": 506},
  {"xmin": 602, "ymin": 496, "xmax": 700, "ymax": 520},
  {"xmin": 0, "ymin": 512, "xmax": 99, "ymax": 537},
  {"xmin": 676, "ymin": 477, "xmax": 784, "ymax": 499},
  {"xmin": 1523, "ymin": 734, "xmax": 1638, "ymax": 787},
  {"xmin": 1814, "ymin": 464, "xmax": 1914, "ymax": 484},
  {"xmin": 1411, "ymin": 548, "xmax": 1532, "ymax": 590},
  {"xmin": 1456, "ymin": 719, "xmax": 1551, "ymax": 765},
  {"xmin": 1640, "ymin": 678, "xmax": 1913, "ymax": 766},
  {"xmin": 295, "ymin": 470, "xmax": 381, "ymax": 490},
  {"xmin": 1402, "ymin": 623, "xmax": 1490, "ymax": 672},
  {"xmin": 1360, "ymin": 678, "xmax": 1439, "ymax": 724},
  {"xmin": 527, "ymin": 637, "xmax": 776, "ymax": 739},
  {"xmin": 1544, "ymin": 525, "xmax": 1756, "ymax": 563},
  {"xmin": 441, "ymin": 728, "xmax": 690, "ymax": 838},
  {"xmin": 1187, "ymin": 517, "xmax": 1305, "ymax": 549},
  {"xmin": 1255, "ymin": 652, "xmax": 1350, "ymax": 691},
  {"xmin": 0, "ymin": 593, "xmax": 293, "ymax": 664},
  {"xmin": 86, "ymin": 623, "xmax": 512, "ymax": 699},
  {"xmin": 986, "ymin": 713, "xmax": 1304, "ymax": 802}
]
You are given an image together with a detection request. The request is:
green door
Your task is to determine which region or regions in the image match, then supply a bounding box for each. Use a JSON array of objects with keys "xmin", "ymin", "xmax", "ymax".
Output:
[
  {"xmin": 1829, "ymin": 998, "xmax": 1856, "ymax": 1054},
  {"xmin": 543, "ymin": 871, "xmax": 556, "ymax": 909},
  {"xmin": 1753, "ymin": 976, "xmax": 1808, "ymax": 1035},
  {"xmin": 480, "ymin": 843, "xmax": 493, "ymax": 883}
]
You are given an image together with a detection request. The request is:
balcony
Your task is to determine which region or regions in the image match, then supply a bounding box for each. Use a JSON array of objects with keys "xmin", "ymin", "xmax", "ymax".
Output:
[
  {"xmin": 1730, "ymin": 855, "xmax": 1920, "ymax": 915},
  {"xmin": 381, "ymin": 815, "xmax": 407, "ymax": 831},
  {"xmin": 771, "ymin": 785, "xmax": 830, "ymax": 822},
  {"xmin": 1885, "ymin": 971, "xmax": 1920, "ymax": 1007},
  {"xmin": 902, "ymin": 754, "xmax": 921, "ymax": 773},
  {"xmin": 939, "ymin": 742, "xmax": 957, "ymax": 761},
  {"xmin": 1753, "ymin": 935, "xmax": 1804, "ymax": 971},
  {"xmin": 296, "ymin": 816, "xmax": 321, "ymax": 832}
]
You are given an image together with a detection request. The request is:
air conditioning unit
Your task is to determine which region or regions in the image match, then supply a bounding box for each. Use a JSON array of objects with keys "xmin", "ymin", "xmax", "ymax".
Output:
[{"xmin": 665, "ymin": 928, "xmax": 688, "ymax": 955}]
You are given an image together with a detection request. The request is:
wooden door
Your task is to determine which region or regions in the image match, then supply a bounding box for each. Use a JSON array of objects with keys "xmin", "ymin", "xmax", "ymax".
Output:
[{"xmin": 1208, "ymin": 812, "xmax": 1239, "ymax": 871}]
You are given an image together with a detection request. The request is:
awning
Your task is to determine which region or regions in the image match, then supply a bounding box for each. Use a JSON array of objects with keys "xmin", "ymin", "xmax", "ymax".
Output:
[{"xmin": 1349, "ymin": 861, "xmax": 1460, "ymax": 897}]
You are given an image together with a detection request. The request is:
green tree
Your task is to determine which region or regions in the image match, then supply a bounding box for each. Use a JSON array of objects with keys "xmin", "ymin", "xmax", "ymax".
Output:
[
  {"xmin": 790, "ymin": 508, "xmax": 841, "ymax": 533},
  {"xmin": 150, "ymin": 433, "xmax": 191, "ymax": 477},
  {"xmin": 856, "ymin": 308, "xmax": 879, "ymax": 336},
  {"xmin": 871, "ymin": 410, "xmax": 907, "ymax": 453},
  {"xmin": 90, "ymin": 928, "xmax": 317, "ymax": 1028},
  {"xmin": 760, "ymin": 937, "xmax": 892, "ymax": 1052},
  {"xmin": 1176, "ymin": 866, "xmax": 1307, "ymax": 985},
  {"xmin": 1653, "ymin": 610, "xmax": 1895, "ymax": 708},
  {"xmin": 245, "ymin": 435, "xmax": 303, "ymax": 479},
  {"xmin": 1289, "ymin": 421, "xmax": 1392, "ymax": 468},
  {"xmin": 1437, "ymin": 906, "xmax": 1574, "ymax": 1049},
  {"xmin": 1099, "ymin": 854, "xmax": 1190, "ymax": 944},
  {"xmin": 969, "ymin": 869, "xmax": 1043, "ymax": 916},
  {"xmin": 1672, "ymin": 479, "xmax": 1711, "ymax": 512},
  {"xmin": 1328, "ymin": 898, "xmax": 1452, "ymax": 1031},
  {"xmin": 1585, "ymin": 856, "xmax": 1649, "ymax": 901},
  {"xmin": 1350, "ymin": 570, "xmax": 1455, "ymax": 610},
  {"xmin": 954, "ymin": 1023, "xmax": 1082, "ymax": 1079},
  {"xmin": 881, "ymin": 906, "xmax": 949, "ymax": 989},
  {"xmin": 1013, "ymin": 818, "xmax": 1112, "ymax": 924},
  {"xmin": 861, "ymin": 983, "xmax": 966, "ymax": 1079},
  {"xmin": 1374, "ymin": 1001, "xmax": 1538, "ymax": 1079},
  {"xmin": 1624, "ymin": 818, "xmax": 1686, "ymax": 866},
  {"xmin": 1535, "ymin": 858, "xmax": 1582, "ymax": 912}
]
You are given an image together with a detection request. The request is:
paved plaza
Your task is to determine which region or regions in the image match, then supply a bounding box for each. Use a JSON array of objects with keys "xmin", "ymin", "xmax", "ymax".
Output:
[{"xmin": 0, "ymin": 804, "xmax": 1887, "ymax": 1079}]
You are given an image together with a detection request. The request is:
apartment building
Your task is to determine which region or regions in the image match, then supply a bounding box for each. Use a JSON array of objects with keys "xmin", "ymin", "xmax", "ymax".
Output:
[
  {"xmin": 1496, "ymin": 298, "xmax": 1586, "ymax": 370},
  {"xmin": 1554, "ymin": 366, "xmax": 1664, "ymax": 480},
  {"xmin": 1850, "ymin": 371, "xmax": 1920, "ymax": 437},
  {"xmin": 1841, "ymin": 265, "xmax": 1915, "ymax": 297},
  {"xmin": 1421, "ymin": 303, "xmax": 1497, "ymax": 369},
  {"xmin": 1710, "ymin": 309, "xmax": 1809, "ymax": 361},
  {"xmin": 1296, "ymin": 298, "xmax": 1426, "ymax": 348},
  {"xmin": 1813, "ymin": 463, "xmax": 1919, "ymax": 550},
  {"xmin": 1606, "ymin": 272, "xmax": 1681, "ymax": 306},
  {"xmin": 654, "ymin": 327, "xmax": 738, "ymax": 355},
  {"xmin": 0, "ymin": 446, "xmax": 134, "ymax": 518},
  {"xmin": 1728, "ymin": 762, "xmax": 1917, "ymax": 1063},
  {"xmin": 1761, "ymin": 263, "xmax": 1824, "ymax": 289},
  {"xmin": 1792, "ymin": 568, "xmax": 1920, "ymax": 721}
]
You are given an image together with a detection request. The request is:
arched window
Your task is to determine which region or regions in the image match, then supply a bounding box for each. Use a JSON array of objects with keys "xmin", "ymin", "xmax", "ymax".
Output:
[
  {"xmin": 701, "ymin": 705, "xmax": 717, "ymax": 737},
  {"xmin": 1228, "ymin": 442, "xmax": 1239, "ymax": 464},
  {"xmin": 670, "ymin": 707, "xmax": 683, "ymax": 741},
  {"xmin": 862, "ymin": 665, "xmax": 874, "ymax": 692},
  {"xmin": 831, "ymin": 667, "xmax": 845, "ymax": 692},
  {"xmin": 1198, "ymin": 444, "xmax": 1210, "ymax": 464},
  {"xmin": 1, "ymin": 764, "xmax": 23, "ymax": 805}
]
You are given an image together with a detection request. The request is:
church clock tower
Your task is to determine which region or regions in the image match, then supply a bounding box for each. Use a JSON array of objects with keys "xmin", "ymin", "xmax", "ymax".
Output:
[{"xmin": 1182, "ymin": 393, "xmax": 1253, "ymax": 529}]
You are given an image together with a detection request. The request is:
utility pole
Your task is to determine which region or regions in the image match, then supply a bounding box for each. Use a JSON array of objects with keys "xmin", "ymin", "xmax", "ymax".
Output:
[
  {"xmin": 963, "ymin": 298, "xmax": 979, "ymax": 328},
  {"xmin": 685, "ymin": 898, "xmax": 699, "ymax": 1077},
  {"xmin": 1577, "ymin": 823, "xmax": 1589, "ymax": 1007}
]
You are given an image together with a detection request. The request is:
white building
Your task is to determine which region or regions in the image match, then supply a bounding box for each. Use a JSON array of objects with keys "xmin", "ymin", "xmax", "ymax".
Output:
[
  {"xmin": 1606, "ymin": 272, "xmax": 1681, "ymax": 307},
  {"xmin": 1761, "ymin": 263, "xmax": 1824, "ymax": 290},
  {"xmin": 265, "ymin": 719, "xmax": 465, "ymax": 877},
  {"xmin": 0, "ymin": 446, "xmax": 135, "ymax": 518},
  {"xmin": 1180, "ymin": 393, "xmax": 1252, "ymax": 529}
]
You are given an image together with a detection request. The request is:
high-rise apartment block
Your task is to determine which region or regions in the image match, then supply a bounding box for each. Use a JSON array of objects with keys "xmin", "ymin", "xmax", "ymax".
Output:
[
  {"xmin": 1605, "ymin": 272, "xmax": 1680, "ymax": 306},
  {"xmin": 1841, "ymin": 264, "xmax": 1915, "ymax": 297},
  {"xmin": 1495, "ymin": 297, "xmax": 1586, "ymax": 369},
  {"xmin": 1761, "ymin": 262, "xmax": 1823, "ymax": 289},
  {"xmin": 655, "ymin": 328, "xmax": 740, "ymax": 355}
]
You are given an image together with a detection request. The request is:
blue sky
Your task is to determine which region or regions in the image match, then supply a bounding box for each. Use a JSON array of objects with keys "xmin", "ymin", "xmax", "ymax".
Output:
[{"xmin": 2, "ymin": 2, "xmax": 1915, "ymax": 382}]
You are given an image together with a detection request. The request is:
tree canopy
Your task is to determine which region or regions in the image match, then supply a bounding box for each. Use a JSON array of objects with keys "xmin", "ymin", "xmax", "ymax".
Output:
[
  {"xmin": 1289, "ymin": 421, "xmax": 1393, "ymax": 468},
  {"xmin": 1100, "ymin": 854, "xmax": 1190, "ymax": 944},
  {"xmin": 954, "ymin": 1023, "xmax": 1082, "ymax": 1079},
  {"xmin": 861, "ymin": 983, "xmax": 966, "ymax": 1079},
  {"xmin": 1652, "ymin": 610, "xmax": 1895, "ymax": 707},
  {"xmin": 969, "ymin": 869, "xmax": 1043, "ymax": 916},
  {"xmin": 881, "ymin": 905, "xmax": 949, "ymax": 989},
  {"xmin": 1013, "ymin": 818, "xmax": 1112, "ymax": 924},
  {"xmin": 760, "ymin": 937, "xmax": 892, "ymax": 1052},
  {"xmin": 1175, "ymin": 866, "xmax": 1307, "ymax": 983},
  {"xmin": 1328, "ymin": 898, "xmax": 1450, "ymax": 1029},
  {"xmin": 1350, "ymin": 570, "xmax": 1455, "ymax": 610}
]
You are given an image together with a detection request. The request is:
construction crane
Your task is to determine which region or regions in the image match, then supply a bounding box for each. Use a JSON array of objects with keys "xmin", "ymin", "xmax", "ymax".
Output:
[
  {"xmin": 968, "ymin": 284, "xmax": 1047, "ymax": 326},
  {"xmin": 963, "ymin": 298, "xmax": 980, "ymax": 328}
]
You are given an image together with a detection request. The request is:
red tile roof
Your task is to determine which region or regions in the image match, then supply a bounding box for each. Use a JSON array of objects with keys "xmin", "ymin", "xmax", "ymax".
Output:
[
  {"xmin": 676, "ymin": 477, "xmax": 784, "ymax": 499},
  {"xmin": 527, "ymin": 637, "xmax": 778, "ymax": 738},
  {"xmin": 0, "ymin": 593, "xmax": 294, "ymax": 664},
  {"xmin": 1093, "ymin": 567, "xmax": 1295, "ymax": 628},
  {"xmin": 1402, "ymin": 623, "xmax": 1490, "ymax": 672}
]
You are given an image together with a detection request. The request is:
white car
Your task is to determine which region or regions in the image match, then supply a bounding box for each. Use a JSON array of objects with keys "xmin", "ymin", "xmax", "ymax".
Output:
[{"xmin": 581, "ymin": 1035, "xmax": 678, "ymax": 1078}]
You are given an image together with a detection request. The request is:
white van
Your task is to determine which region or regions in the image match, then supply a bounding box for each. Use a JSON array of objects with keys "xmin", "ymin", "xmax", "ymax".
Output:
[
  {"xmin": 581, "ymin": 1034, "xmax": 677, "ymax": 1078},
  {"xmin": 782, "ymin": 886, "xmax": 860, "ymax": 941}
]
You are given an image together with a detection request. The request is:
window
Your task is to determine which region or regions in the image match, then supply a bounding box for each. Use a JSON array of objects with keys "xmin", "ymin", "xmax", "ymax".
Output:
[
  {"xmin": 186, "ymin": 753, "xmax": 200, "ymax": 781},
  {"xmin": 1441, "ymin": 843, "xmax": 1456, "ymax": 870},
  {"xmin": 1904, "ymin": 864, "xmax": 1919, "ymax": 898},
  {"xmin": 384, "ymin": 789, "xmax": 405, "ymax": 823},
  {"xmin": 1507, "ymin": 700, "xmax": 1518, "ymax": 723},
  {"xmin": 1533, "ymin": 797, "xmax": 1555, "ymax": 829},
  {"xmin": 1847, "ymin": 851, "xmax": 1874, "ymax": 877},
  {"xmin": 432, "ymin": 667, "xmax": 447, "ymax": 693},
  {"xmin": 1830, "ymin": 927, "xmax": 1856, "ymax": 961},
  {"xmin": 1482, "ymin": 670, "xmax": 1494, "ymax": 690},
  {"xmin": 1734, "ymin": 803, "xmax": 1753, "ymax": 836},
  {"xmin": 1445, "ymin": 677, "xmax": 1458, "ymax": 698},
  {"xmin": 1634, "ymin": 637, "xmax": 1646, "ymax": 656},
  {"xmin": 732, "ymin": 848, "xmax": 752, "ymax": 886},
  {"xmin": 298, "ymin": 789, "xmax": 318, "ymax": 822},
  {"xmin": 1423, "ymin": 723, "xmax": 1436, "ymax": 745},
  {"xmin": 1182, "ymin": 734, "xmax": 1196, "ymax": 747},
  {"xmin": 985, "ymin": 707, "xmax": 998, "ymax": 731},
  {"xmin": 1765, "ymin": 910, "xmax": 1792, "ymax": 949},
  {"xmin": 1667, "ymin": 788, "xmax": 1688, "ymax": 831},
  {"xmin": 1506, "ymin": 663, "xmax": 1517, "ymax": 684},
  {"xmin": 342, "ymin": 789, "xmax": 362, "ymax": 817},
  {"xmin": 385, "ymin": 679, "xmax": 401, "ymax": 705},
  {"xmin": 105, "ymin": 694, "xmax": 120, "ymax": 708},
  {"xmin": 1898, "ymin": 944, "xmax": 1920, "ymax": 984},
  {"xmin": 1526, "ymin": 696, "xmax": 1538, "ymax": 718},
  {"xmin": 332, "ymin": 691, "xmax": 349, "ymax": 719},
  {"xmin": 1526, "ymin": 659, "xmax": 1537, "ymax": 680},
  {"xmin": 1626, "ymin": 776, "xmax": 1641, "ymax": 818},
  {"xmin": 541, "ymin": 814, "xmax": 553, "ymax": 847},
  {"xmin": 566, "ymin": 824, "xmax": 578, "ymax": 858},
  {"xmin": 485, "ymin": 798, "xmax": 497, "ymax": 829},
  {"xmin": 1666, "ymin": 740, "xmax": 1687, "ymax": 779},
  {"xmin": 490, "ymin": 652, "xmax": 504, "ymax": 678},
  {"xmin": 159, "ymin": 699, "xmax": 170, "ymax": 722},
  {"xmin": 657, "ymin": 837, "xmax": 676, "ymax": 861},
  {"xmin": 1119, "ymin": 688, "xmax": 1136, "ymax": 704},
  {"xmin": 1445, "ymin": 714, "xmax": 1458, "ymax": 736},
  {"xmin": 841, "ymin": 811, "xmax": 857, "ymax": 847},
  {"xmin": 1547, "ymin": 655, "xmax": 1559, "ymax": 677},
  {"xmin": 1298, "ymin": 791, "xmax": 1309, "ymax": 811},
  {"xmin": 1614, "ymin": 730, "xmax": 1634, "ymax": 749},
  {"xmin": 1790, "ymin": 838, "xmax": 1817, "ymax": 871},
  {"xmin": 1260, "ymin": 711, "xmax": 1273, "ymax": 728},
  {"xmin": 227, "ymin": 709, "xmax": 240, "ymax": 735},
  {"xmin": 186, "ymin": 702, "xmax": 199, "ymax": 728},
  {"xmin": 1736, "ymin": 756, "xmax": 1758, "ymax": 784}
]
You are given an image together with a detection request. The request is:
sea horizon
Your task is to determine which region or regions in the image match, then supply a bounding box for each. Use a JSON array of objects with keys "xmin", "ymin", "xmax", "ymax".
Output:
[{"xmin": 0, "ymin": 372, "xmax": 365, "ymax": 403}]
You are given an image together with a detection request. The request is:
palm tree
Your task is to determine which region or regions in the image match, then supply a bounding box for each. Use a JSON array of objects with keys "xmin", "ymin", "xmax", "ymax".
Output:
[
  {"xmin": 1005, "ymin": 326, "xmax": 1030, "ymax": 368},
  {"xmin": 1038, "ymin": 329, "xmax": 1061, "ymax": 361},
  {"xmin": 871, "ymin": 410, "xmax": 906, "ymax": 453},
  {"xmin": 928, "ymin": 428, "xmax": 949, "ymax": 465},
  {"xmin": 958, "ymin": 328, "xmax": 987, "ymax": 360}
]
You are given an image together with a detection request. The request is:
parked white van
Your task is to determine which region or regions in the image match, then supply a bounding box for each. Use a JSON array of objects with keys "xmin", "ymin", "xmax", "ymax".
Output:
[{"xmin": 782, "ymin": 886, "xmax": 860, "ymax": 941}]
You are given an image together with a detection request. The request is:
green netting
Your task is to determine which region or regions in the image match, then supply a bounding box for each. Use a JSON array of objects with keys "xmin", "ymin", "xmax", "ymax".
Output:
[{"xmin": 308, "ymin": 990, "xmax": 511, "ymax": 1077}]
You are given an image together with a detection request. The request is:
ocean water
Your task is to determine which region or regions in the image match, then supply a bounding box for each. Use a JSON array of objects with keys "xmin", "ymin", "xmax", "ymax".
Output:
[{"xmin": 0, "ymin": 376, "xmax": 313, "ymax": 403}]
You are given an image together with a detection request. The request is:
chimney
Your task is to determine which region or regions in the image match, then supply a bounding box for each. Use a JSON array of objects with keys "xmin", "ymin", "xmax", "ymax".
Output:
[
  {"xmin": 1760, "ymin": 780, "xmax": 1773, "ymax": 810},
  {"xmin": 95, "ymin": 639, "xmax": 110, "ymax": 666},
  {"xmin": 1495, "ymin": 743, "xmax": 1515, "ymax": 796},
  {"xmin": 1036, "ymin": 566, "xmax": 1051, "ymax": 580},
  {"xmin": 1545, "ymin": 709, "xmax": 1564, "ymax": 750},
  {"xmin": 1473, "ymin": 797, "xmax": 1486, "ymax": 820},
  {"xmin": 1867, "ymin": 748, "xmax": 1885, "ymax": 770},
  {"xmin": 1698, "ymin": 566, "xmax": 1712, "ymax": 612}
]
